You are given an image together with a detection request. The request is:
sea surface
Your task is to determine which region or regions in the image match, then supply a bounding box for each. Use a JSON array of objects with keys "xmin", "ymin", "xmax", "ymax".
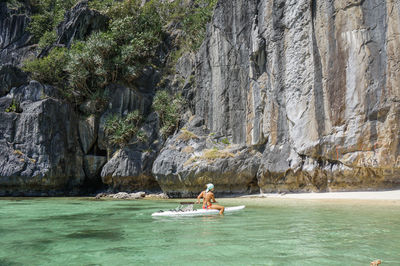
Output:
[{"xmin": 0, "ymin": 197, "xmax": 399, "ymax": 265}]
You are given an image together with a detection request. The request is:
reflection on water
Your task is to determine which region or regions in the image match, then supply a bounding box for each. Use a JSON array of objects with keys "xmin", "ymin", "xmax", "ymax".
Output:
[
  {"xmin": 0, "ymin": 258, "xmax": 23, "ymax": 266},
  {"xmin": 0, "ymin": 198, "xmax": 399, "ymax": 265},
  {"xmin": 66, "ymin": 229, "xmax": 123, "ymax": 241}
]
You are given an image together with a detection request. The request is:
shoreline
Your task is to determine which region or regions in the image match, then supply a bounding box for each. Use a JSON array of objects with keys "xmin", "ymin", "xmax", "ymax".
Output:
[
  {"xmin": 241, "ymin": 190, "xmax": 400, "ymax": 200},
  {"xmin": 2, "ymin": 190, "xmax": 400, "ymax": 201}
]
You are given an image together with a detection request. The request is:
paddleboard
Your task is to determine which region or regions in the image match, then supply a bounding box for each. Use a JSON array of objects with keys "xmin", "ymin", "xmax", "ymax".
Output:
[{"xmin": 152, "ymin": 205, "xmax": 245, "ymax": 217}]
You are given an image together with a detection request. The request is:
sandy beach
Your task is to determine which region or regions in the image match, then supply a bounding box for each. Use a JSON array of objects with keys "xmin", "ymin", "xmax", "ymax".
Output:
[{"xmin": 241, "ymin": 190, "xmax": 400, "ymax": 201}]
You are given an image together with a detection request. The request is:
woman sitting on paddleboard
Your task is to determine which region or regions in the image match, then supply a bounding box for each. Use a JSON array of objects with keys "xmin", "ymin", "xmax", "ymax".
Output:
[{"xmin": 196, "ymin": 183, "xmax": 225, "ymax": 214}]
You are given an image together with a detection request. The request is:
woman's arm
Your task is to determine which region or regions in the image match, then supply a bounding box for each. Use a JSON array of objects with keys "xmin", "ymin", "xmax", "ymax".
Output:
[
  {"xmin": 196, "ymin": 191, "xmax": 204, "ymax": 204},
  {"xmin": 211, "ymin": 194, "xmax": 217, "ymax": 203}
]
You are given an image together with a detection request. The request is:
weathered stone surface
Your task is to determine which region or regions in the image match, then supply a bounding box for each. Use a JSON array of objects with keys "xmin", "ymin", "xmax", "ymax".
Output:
[
  {"xmin": 101, "ymin": 148, "xmax": 160, "ymax": 191},
  {"xmin": 111, "ymin": 191, "xmax": 146, "ymax": 199},
  {"xmin": 0, "ymin": 64, "xmax": 28, "ymax": 97},
  {"xmin": 0, "ymin": 82, "xmax": 85, "ymax": 195},
  {"xmin": 189, "ymin": 0, "xmax": 400, "ymax": 192},
  {"xmin": 55, "ymin": 0, "xmax": 108, "ymax": 48},
  {"xmin": 79, "ymin": 115, "xmax": 97, "ymax": 154},
  {"xmin": 145, "ymin": 192, "xmax": 168, "ymax": 199},
  {"xmin": 1, "ymin": 0, "xmax": 400, "ymax": 196},
  {"xmin": 152, "ymin": 116, "xmax": 261, "ymax": 197},
  {"xmin": 98, "ymin": 84, "xmax": 154, "ymax": 150},
  {"xmin": 0, "ymin": 2, "xmax": 34, "ymax": 66},
  {"xmin": 100, "ymin": 112, "xmax": 163, "ymax": 192},
  {"xmin": 83, "ymin": 155, "xmax": 106, "ymax": 179}
]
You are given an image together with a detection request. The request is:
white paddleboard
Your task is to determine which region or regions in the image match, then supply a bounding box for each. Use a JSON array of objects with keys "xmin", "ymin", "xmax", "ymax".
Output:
[{"xmin": 152, "ymin": 205, "xmax": 245, "ymax": 217}]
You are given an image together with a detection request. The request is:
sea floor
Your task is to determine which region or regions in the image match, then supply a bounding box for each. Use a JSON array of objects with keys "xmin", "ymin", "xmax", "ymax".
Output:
[{"xmin": 0, "ymin": 197, "xmax": 399, "ymax": 265}]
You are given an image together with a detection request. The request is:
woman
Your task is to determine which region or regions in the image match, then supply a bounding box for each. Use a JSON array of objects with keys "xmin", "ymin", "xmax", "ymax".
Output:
[{"xmin": 196, "ymin": 183, "xmax": 225, "ymax": 214}]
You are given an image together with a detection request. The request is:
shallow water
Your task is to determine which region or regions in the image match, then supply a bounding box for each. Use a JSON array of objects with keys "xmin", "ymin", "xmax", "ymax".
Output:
[{"xmin": 0, "ymin": 198, "xmax": 399, "ymax": 265}]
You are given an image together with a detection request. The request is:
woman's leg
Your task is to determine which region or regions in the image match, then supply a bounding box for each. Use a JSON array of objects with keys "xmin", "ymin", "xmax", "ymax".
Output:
[{"xmin": 210, "ymin": 204, "xmax": 225, "ymax": 214}]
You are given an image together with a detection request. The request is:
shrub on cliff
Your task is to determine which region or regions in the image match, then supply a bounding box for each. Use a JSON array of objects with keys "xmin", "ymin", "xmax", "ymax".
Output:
[
  {"xmin": 65, "ymin": 32, "xmax": 117, "ymax": 98},
  {"xmin": 23, "ymin": 0, "xmax": 163, "ymax": 102},
  {"xmin": 104, "ymin": 110, "xmax": 146, "ymax": 148},
  {"xmin": 27, "ymin": 0, "xmax": 80, "ymax": 45},
  {"xmin": 152, "ymin": 90, "xmax": 185, "ymax": 138},
  {"xmin": 157, "ymin": 0, "xmax": 217, "ymax": 51},
  {"xmin": 22, "ymin": 47, "xmax": 68, "ymax": 86}
]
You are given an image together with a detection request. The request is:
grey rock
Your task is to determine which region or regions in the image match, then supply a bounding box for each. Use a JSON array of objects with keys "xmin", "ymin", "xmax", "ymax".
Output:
[
  {"xmin": 101, "ymin": 147, "xmax": 160, "ymax": 192},
  {"xmin": 111, "ymin": 191, "xmax": 146, "ymax": 199},
  {"xmin": 112, "ymin": 192, "xmax": 129, "ymax": 199},
  {"xmin": 189, "ymin": 0, "xmax": 400, "ymax": 192},
  {"xmin": 79, "ymin": 99, "xmax": 106, "ymax": 114},
  {"xmin": 0, "ymin": 64, "xmax": 28, "ymax": 97},
  {"xmin": 55, "ymin": 0, "xmax": 108, "ymax": 48},
  {"xmin": 0, "ymin": 83, "xmax": 85, "ymax": 195},
  {"xmin": 145, "ymin": 192, "xmax": 168, "ymax": 199},
  {"xmin": 83, "ymin": 155, "xmax": 106, "ymax": 179},
  {"xmin": 8, "ymin": 80, "xmax": 58, "ymax": 103},
  {"xmin": 79, "ymin": 115, "xmax": 97, "ymax": 154},
  {"xmin": 99, "ymin": 110, "xmax": 163, "ymax": 192},
  {"xmin": 95, "ymin": 192, "xmax": 108, "ymax": 199},
  {"xmin": 152, "ymin": 116, "xmax": 262, "ymax": 197},
  {"xmin": 0, "ymin": 2, "xmax": 34, "ymax": 66},
  {"xmin": 98, "ymin": 84, "xmax": 154, "ymax": 150}
]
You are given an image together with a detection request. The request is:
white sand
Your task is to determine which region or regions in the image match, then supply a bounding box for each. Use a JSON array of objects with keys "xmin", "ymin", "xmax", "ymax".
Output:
[{"xmin": 242, "ymin": 190, "xmax": 400, "ymax": 200}]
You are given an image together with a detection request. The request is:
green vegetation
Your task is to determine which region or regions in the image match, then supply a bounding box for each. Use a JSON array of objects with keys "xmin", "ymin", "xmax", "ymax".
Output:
[
  {"xmin": 221, "ymin": 137, "xmax": 230, "ymax": 145},
  {"xmin": 184, "ymin": 147, "xmax": 235, "ymax": 166},
  {"xmin": 177, "ymin": 128, "xmax": 198, "ymax": 141},
  {"xmin": 24, "ymin": 0, "xmax": 163, "ymax": 102},
  {"xmin": 5, "ymin": 99, "xmax": 22, "ymax": 113},
  {"xmin": 88, "ymin": 0, "xmax": 115, "ymax": 12},
  {"xmin": 181, "ymin": 0, "xmax": 217, "ymax": 50},
  {"xmin": 152, "ymin": 90, "xmax": 185, "ymax": 138},
  {"xmin": 5, "ymin": 0, "xmax": 25, "ymax": 10},
  {"xmin": 23, "ymin": 47, "xmax": 68, "ymax": 86},
  {"xmin": 200, "ymin": 148, "xmax": 235, "ymax": 160},
  {"xmin": 27, "ymin": 0, "xmax": 80, "ymax": 45},
  {"xmin": 104, "ymin": 110, "xmax": 146, "ymax": 148},
  {"xmin": 37, "ymin": 30, "xmax": 57, "ymax": 49},
  {"xmin": 157, "ymin": 0, "xmax": 217, "ymax": 51},
  {"xmin": 22, "ymin": 0, "xmax": 217, "ymax": 138}
]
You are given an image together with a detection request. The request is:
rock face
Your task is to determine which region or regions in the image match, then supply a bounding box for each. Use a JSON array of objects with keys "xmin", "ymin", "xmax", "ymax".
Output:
[
  {"xmin": 192, "ymin": 0, "xmax": 400, "ymax": 192},
  {"xmin": 1, "ymin": 0, "xmax": 399, "ymax": 196},
  {"xmin": 0, "ymin": 81, "xmax": 85, "ymax": 195},
  {"xmin": 97, "ymin": 84, "xmax": 154, "ymax": 150},
  {"xmin": 152, "ymin": 117, "xmax": 261, "ymax": 197},
  {"xmin": 101, "ymin": 112, "xmax": 162, "ymax": 192},
  {"xmin": 154, "ymin": 0, "xmax": 400, "ymax": 195},
  {"xmin": 0, "ymin": 2, "xmax": 34, "ymax": 66},
  {"xmin": 55, "ymin": 0, "xmax": 108, "ymax": 48},
  {"xmin": 0, "ymin": 64, "xmax": 28, "ymax": 97}
]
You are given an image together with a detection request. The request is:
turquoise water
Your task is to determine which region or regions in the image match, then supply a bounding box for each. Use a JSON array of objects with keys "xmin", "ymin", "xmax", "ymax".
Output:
[{"xmin": 0, "ymin": 198, "xmax": 399, "ymax": 265}]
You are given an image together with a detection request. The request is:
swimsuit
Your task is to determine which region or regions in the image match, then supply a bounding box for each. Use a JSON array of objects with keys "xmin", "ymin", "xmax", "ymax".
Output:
[{"xmin": 203, "ymin": 203, "xmax": 212, "ymax": 209}]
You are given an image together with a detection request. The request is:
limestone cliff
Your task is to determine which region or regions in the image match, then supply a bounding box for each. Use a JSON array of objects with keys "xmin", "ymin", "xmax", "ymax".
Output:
[
  {"xmin": 0, "ymin": 0, "xmax": 399, "ymax": 196},
  {"xmin": 153, "ymin": 0, "xmax": 400, "ymax": 195}
]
